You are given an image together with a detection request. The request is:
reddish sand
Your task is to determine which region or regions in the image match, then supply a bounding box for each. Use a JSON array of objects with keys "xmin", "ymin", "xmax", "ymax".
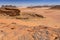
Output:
[{"xmin": 0, "ymin": 7, "xmax": 60, "ymax": 40}]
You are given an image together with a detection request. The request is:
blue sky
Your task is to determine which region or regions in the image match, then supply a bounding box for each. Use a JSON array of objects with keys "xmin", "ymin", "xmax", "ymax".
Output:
[{"xmin": 0, "ymin": 0, "xmax": 60, "ymax": 6}]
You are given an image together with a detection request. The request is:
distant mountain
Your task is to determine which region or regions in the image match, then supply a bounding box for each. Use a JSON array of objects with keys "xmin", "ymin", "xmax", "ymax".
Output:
[
  {"xmin": 27, "ymin": 6, "xmax": 42, "ymax": 8},
  {"xmin": 27, "ymin": 5, "xmax": 60, "ymax": 8},
  {"xmin": 50, "ymin": 5, "xmax": 60, "ymax": 9},
  {"xmin": 27, "ymin": 5, "xmax": 53, "ymax": 8}
]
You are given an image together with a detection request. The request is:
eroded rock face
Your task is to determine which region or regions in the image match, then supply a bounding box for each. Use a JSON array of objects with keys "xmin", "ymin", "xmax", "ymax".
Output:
[{"xmin": 0, "ymin": 5, "xmax": 20, "ymax": 16}]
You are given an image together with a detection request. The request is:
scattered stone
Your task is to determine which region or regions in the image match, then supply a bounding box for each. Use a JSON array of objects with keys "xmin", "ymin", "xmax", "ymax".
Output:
[{"xmin": 11, "ymin": 28, "xmax": 15, "ymax": 30}]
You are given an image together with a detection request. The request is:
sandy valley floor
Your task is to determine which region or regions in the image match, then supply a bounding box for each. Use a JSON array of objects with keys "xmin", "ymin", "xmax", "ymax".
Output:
[{"xmin": 0, "ymin": 7, "xmax": 60, "ymax": 40}]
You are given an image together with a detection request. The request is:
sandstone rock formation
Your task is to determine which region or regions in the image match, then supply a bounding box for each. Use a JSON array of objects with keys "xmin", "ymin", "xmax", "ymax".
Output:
[
  {"xmin": 32, "ymin": 25, "xmax": 60, "ymax": 40},
  {"xmin": 0, "ymin": 5, "xmax": 20, "ymax": 16}
]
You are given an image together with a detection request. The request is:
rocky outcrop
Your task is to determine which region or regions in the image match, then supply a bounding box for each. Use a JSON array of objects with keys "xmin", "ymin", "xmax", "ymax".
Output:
[
  {"xmin": 32, "ymin": 25, "xmax": 60, "ymax": 40},
  {"xmin": 0, "ymin": 5, "xmax": 20, "ymax": 16}
]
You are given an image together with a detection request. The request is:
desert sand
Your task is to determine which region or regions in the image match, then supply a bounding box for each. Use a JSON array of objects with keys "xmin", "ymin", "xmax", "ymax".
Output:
[{"xmin": 0, "ymin": 7, "xmax": 60, "ymax": 40}]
